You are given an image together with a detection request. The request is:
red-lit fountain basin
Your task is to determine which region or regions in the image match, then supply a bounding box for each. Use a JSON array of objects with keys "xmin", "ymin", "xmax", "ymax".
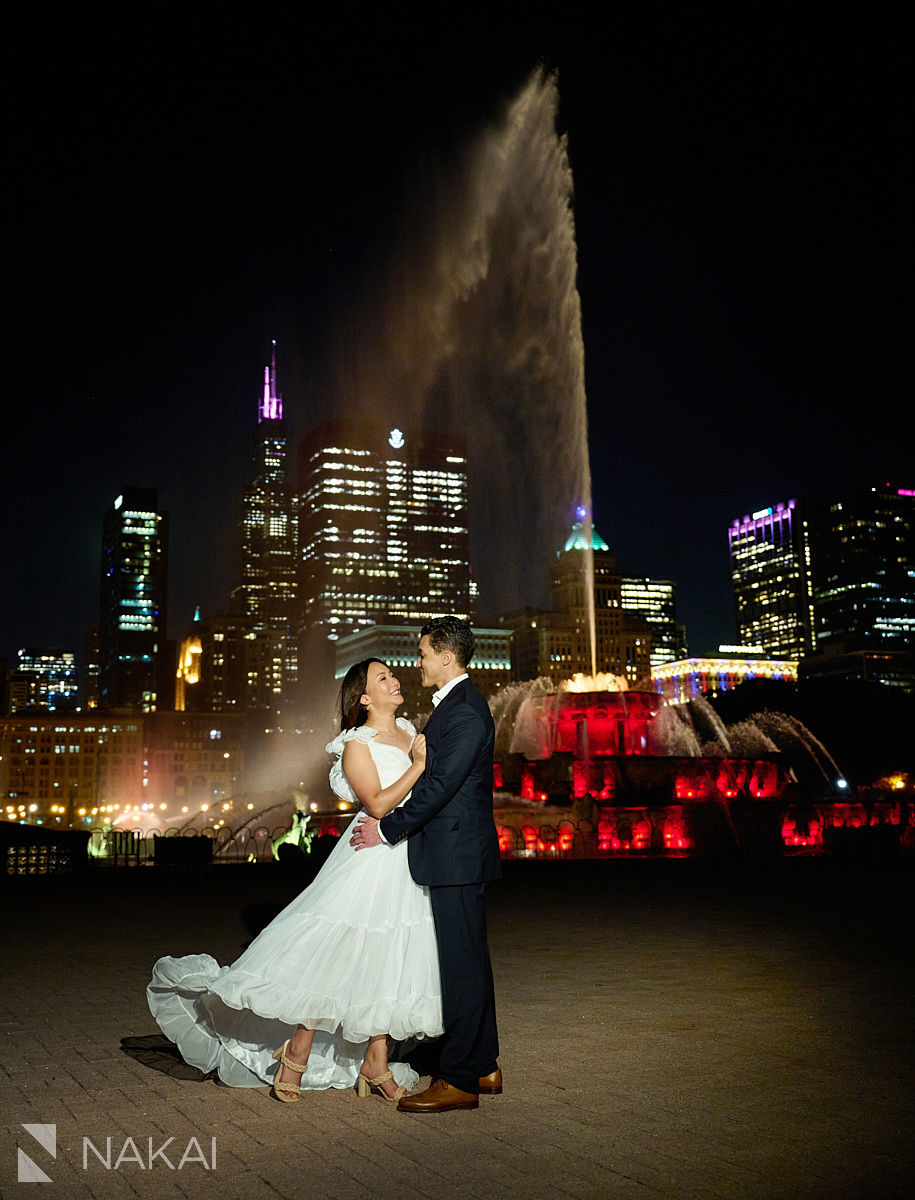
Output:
[
  {"xmin": 510, "ymin": 690, "xmax": 663, "ymax": 760},
  {"xmin": 497, "ymin": 690, "xmax": 785, "ymax": 803},
  {"xmin": 491, "ymin": 689, "xmax": 908, "ymax": 857}
]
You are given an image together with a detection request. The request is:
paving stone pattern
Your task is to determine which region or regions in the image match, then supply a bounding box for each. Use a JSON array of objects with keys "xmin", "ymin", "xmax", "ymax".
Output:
[{"xmin": 1, "ymin": 858, "xmax": 912, "ymax": 1199}]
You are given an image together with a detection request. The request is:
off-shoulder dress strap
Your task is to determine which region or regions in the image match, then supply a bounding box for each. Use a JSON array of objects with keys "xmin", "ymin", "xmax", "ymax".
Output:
[
  {"xmin": 395, "ymin": 716, "xmax": 418, "ymax": 741},
  {"xmin": 325, "ymin": 727, "xmax": 376, "ymax": 805},
  {"xmin": 325, "ymin": 719, "xmax": 415, "ymax": 805},
  {"xmin": 325, "ymin": 725, "xmax": 377, "ymax": 758}
]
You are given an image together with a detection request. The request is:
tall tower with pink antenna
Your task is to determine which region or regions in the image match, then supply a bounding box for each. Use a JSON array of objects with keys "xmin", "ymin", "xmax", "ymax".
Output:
[
  {"xmin": 258, "ymin": 345, "xmax": 283, "ymax": 422},
  {"xmin": 235, "ymin": 341, "xmax": 298, "ymax": 707}
]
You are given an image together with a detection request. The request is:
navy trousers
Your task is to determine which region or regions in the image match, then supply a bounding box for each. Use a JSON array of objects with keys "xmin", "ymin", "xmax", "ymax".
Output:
[{"xmin": 430, "ymin": 882, "xmax": 499, "ymax": 1094}]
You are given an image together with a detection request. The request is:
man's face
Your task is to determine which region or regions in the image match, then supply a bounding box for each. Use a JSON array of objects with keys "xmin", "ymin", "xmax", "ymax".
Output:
[{"xmin": 417, "ymin": 634, "xmax": 450, "ymax": 691}]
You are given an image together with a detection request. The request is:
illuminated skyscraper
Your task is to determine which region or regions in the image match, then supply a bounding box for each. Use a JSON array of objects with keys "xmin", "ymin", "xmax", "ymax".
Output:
[
  {"xmin": 620, "ymin": 578, "xmax": 687, "ymax": 670},
  {"xmin": 296, "ymin": 420, "xmax": 471, "ymax": 666},
  {"xmin": 235, "ymin": 345, "xmax": 298, "ymax": 704},
  {"xmin": 84, "ymin": 623, "xmax": 99, "ymax": 709},
  {"xmin": 729, "ymin": 486, "xmax": 914, "ymax": 687},
  {"xmin": 807, "ymin": 485, "xmax": 914, "ymax": 652},
  {"xmin": 98, "ymin": 487, "xmax": 169, "ymax": 711},
  {"xmin": 175, "ymin": 610, "xmax": 280, "ymax": 713},
  {"xmin": 7, "ymin": 648, "xmax": 78, "ymax": 713},
  {"xmin": 728, "ymin": 499, "xmax": 814, "ymax": 658}
]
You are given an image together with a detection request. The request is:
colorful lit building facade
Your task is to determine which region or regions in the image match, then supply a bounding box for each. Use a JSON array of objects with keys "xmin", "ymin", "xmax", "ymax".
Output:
[
  {"xmin": 235, "ymin": 346, "xmax": 299, "ymax": 704},
  {"xmin": 98, "ymin": 488, "xmax": 169, "ymax": 712},
  {"xmin": 296, "ymin": 421, "xmax": 472, "ymax": 665},
  {"xmin": 652, "ymin": 655, "xmax": 798, "ymax": 706}
]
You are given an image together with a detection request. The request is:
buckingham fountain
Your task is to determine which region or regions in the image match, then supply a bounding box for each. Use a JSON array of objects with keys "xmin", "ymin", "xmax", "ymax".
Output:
[
  {"xmin": 80, "ymin": 71, "xmax": 908, "ymax": 867},
  {"xmin": 485, "ymin": 676, "xmax": 909, "ymax": 858},
  {"xmin": 235, "ymin": 71, "xmax": 909, "ymax": 862},
  {"xmin": 380, "ymin": 71, "xmax": 907, "ymax": 858}
]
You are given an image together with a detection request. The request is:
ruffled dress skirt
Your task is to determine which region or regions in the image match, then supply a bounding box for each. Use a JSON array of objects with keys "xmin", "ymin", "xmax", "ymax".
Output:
[{"xmin": 147, "ymin": 814, "xmax": 442, "ymax": 1091}]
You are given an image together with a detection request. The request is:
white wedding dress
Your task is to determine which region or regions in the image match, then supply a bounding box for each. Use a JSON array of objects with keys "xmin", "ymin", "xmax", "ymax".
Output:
[{"xmin": 147, "ymin": 718, "xmax": 442, "ymax": 1091}]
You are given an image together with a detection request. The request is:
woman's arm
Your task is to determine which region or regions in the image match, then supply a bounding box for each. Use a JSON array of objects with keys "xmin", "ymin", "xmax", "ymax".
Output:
[
  {"xmin": 379, "ymin": 708, "xmax": 486, "ymax": 844},
  {"xmin": 341, "ymin": 736, "xmax": 426, "ymax": 819}
]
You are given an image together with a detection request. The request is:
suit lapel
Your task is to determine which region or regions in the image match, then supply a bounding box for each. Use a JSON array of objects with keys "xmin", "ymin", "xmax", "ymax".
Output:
[
  {"xmin": 433, "ymin": 678, "xmax": 467, "ymax": 716},
  {"xmin": 423, "ymin": 679, "xmax": 466, "ymax": 746}
]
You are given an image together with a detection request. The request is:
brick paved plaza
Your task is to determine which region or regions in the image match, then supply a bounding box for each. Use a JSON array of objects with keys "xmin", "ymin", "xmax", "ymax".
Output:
[{"xmin": 1, "ymin": 857, "xmax": 912, "ymax": 1199}]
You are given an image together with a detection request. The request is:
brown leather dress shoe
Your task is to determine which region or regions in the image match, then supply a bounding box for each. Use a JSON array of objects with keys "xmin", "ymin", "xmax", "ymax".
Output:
[
  {"xmin": 478, "ymin": 1067, "xmax": 503, "ymax": 1095},
  {"xmin": 397, "ymin": 1077, "xmax": 479, "ymax": 1112}
]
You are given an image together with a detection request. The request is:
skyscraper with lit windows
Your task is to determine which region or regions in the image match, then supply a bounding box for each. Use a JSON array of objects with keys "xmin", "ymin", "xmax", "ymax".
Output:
[
  {"xmin": 235, "ymin": 345, "xmax": 298, "ymax": 704},
  {"xmin": 175, "ymin": 610, "xmax": 281, "ymax": 713},
  {"xmin": 728, "ymin": 499, "xmax": 814, "ymax": 658},
  {"xmin": 296, "ymin": 420, "xmax": 471, "ymax": 667},
  {"xmin": 807, "ymin": 485, "xmax": 914, "ymax": 652},
  {"xmin": 729, "ymin": 486, "xmax": 914, "ymax": 687},
  {"xmin": 98, "ymin": 487, "xmax": 169, "ymax": 711},
  {"xmin": 7, "ymin": 648, "xmax": 78, "ymax": 713},
  {"xmin": 620, "ymin": 578, "xmax": 687, "ymax": 670}
]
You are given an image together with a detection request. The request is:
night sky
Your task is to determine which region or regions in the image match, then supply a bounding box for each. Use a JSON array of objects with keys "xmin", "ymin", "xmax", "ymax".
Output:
[{"xmin": 5, "ymin": 13, "xmax": 907, "ymax": 671}]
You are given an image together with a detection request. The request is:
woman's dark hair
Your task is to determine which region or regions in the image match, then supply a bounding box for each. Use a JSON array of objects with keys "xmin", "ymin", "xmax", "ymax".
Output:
[{"xmin": 338, "ymin": 659, "xmax": 388, "ymax": 730}]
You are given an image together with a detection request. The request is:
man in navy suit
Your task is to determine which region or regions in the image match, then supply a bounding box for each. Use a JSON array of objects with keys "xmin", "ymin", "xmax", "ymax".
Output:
[{"xmin": 351, "ymin": 616, "xmax": 502, "ymax": 1112}]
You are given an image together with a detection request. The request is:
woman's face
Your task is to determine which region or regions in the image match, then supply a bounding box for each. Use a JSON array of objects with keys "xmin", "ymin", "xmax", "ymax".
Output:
[{"xmin": 360, "ymin": 661, "xmax": 402, "ymax": 712}]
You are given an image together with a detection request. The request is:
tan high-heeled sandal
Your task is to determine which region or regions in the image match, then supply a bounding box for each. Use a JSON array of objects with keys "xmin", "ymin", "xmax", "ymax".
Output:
[
  {"xmin": 271, "ymin": 1039, "xmax": 310, "ymax": 1103},
  {"xmin": 356, "ymin": 1068, "xmax": 407, "ymax": 1103}
]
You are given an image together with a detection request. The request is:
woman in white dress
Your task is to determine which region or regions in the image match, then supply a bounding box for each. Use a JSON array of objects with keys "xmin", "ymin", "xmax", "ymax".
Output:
[{"xmin": 147, "ymin": 659, "xmax": 443, "ymax": 1102}]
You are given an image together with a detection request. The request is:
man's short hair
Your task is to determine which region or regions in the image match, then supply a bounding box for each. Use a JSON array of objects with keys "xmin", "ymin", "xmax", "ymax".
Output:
[{"xmin": 420, "ymin": 616, "xmax": 475, "ymax": 669}]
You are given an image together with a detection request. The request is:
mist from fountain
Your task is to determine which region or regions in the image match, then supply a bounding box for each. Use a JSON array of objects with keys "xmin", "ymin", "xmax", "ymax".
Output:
[
  {"xmin": 682, "ymin": 695, "xmax": 734, "ymax": 756},
  {"xmin": 336, "ymin": 69, "xmax": 594, "ymax": 655},
  {"xmin": 724, "ymin": 720, "xmax": 781, "ymax": 759},
  {"xmin": 646, "ymin": 704, "xmax": 703, "ymax": 757},
  {"xmin": 490, "ymin": 676, "xmax": 557, "ymax": 760},
  {"xmin": 649, "ymin": 701, "xmax": 845, "ymax": 786},
  {"xmin": 493, "ymin": 679, "xmax": 846, "ymax": 794},
  {"xmin": 748, "ymin": 711, "xmax": 847, "ymax": 789}
]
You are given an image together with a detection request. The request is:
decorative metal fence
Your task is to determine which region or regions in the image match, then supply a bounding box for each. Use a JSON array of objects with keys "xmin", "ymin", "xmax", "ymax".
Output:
[
  {"xmin": 85, "ymin": 825, "xmax": 302, "ymax": 866},
  {"xmin": 6, "ymin": 821, "xmax": 597, "ymax": 872},
  {"xmin": 6, "ymin": 799, "xmax": 910, "ymax": 876},
  {"xmin": 80, "ymin": 819, "xmax": 643, "ymax": 865}
]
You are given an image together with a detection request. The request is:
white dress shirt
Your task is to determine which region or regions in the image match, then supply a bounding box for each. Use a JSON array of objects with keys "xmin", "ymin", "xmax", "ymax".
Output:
[{"xmin": 431, "ymin": 672, "xmax": 468, "ymax": 707}]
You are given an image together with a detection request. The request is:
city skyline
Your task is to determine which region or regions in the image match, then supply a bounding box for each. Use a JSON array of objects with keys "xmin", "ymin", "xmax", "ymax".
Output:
[{"xmin": 4, "ymin": 20, "xmax": 908, "ymax": 667}]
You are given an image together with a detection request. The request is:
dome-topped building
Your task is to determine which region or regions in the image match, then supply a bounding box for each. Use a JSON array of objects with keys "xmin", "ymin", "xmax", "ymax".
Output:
[{"xmin": 496, "ymin": 513, "xmax": 653, "ymax": 687}]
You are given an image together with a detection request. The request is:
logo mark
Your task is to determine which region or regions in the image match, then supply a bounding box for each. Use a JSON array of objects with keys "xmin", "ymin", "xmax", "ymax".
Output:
[
  {"xmin": 388, "ymin": 428, "xmax": 405, "ymax": 449},
  {"xmin": 19, "ymin": 1124, "xmax": 56, "ymax": 1183}
]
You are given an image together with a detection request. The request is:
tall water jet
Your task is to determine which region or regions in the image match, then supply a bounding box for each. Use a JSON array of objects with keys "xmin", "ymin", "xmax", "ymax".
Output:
[{"xmin": 335, "ymin": 70, "xmax": 595, "ymax": 664}]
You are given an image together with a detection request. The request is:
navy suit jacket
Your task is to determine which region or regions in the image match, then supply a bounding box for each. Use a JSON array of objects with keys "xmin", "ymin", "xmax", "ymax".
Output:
[{"xmin": 380, "ymin": 678, "xmax": 501, "ymax": 887}]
